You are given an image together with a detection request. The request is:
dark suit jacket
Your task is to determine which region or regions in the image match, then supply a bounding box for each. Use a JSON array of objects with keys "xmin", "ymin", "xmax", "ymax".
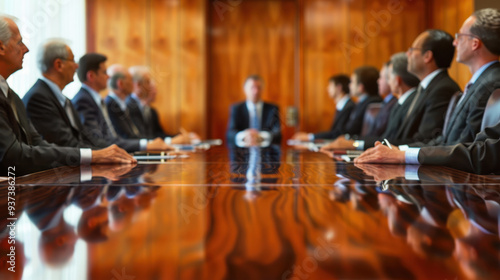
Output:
[
  {"xmin": 366, "ymin": 94, "xmax": 398, "ymax": 137},
  {"xmin": 324, "ymin": 95, "xmax": 382, "ymax": 140},
  {"xmin": 0, "ymin": 88, "xmax": 80, "ymax": 176},
  {"xmin": 314, "ymin": 98, "xmax": 355, "ymax": 139},
  {"xmin": 391, "ymin": 70, "xmax": 460, "ymax": 145},
  {"xmin": 105, "ymin": 95, "xmax": 141, "ymax": 139},
  {"xmin": 22, "ymin": 79, "xmax": 105, "ymax": 149},
  {"xmin": 418, "ymin": 62, "xmax": 500, "ymax": 147},
  {"xmin": 419, "ymin": 120, "xmax": 500, "ymax": 174},
  {"xmin": 226, "ymin": 101, "xmax": 281, "ymax": 144},
  {"xmin": 360, "ymin": 89, "xmax": 417, "ymax": 149},
  {"xmin": 72, "ymin": 87, "xmax": 140, "ymax": 152},
  {"xmin": 127, "ymin": 96, "xmax": 174, "ymax": 139}
]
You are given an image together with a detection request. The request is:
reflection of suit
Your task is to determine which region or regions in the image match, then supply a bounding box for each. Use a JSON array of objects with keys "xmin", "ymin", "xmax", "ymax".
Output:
[
  {"xmin": 314, "ymin": 98, "xmax": 355, "ymax": 139},
  {"xmin": 416, "ymin": 63, "xmax": 500, "ymax": 147},
  {"xmin": 22, "ymin": 79, "xmax": 105, "ymax": 148},
  {"xmin": 229, "ymin": 145, "xmax": 281, "ymax": 183},
  {"xmin": 105, "ymin": 95, "xmax": 140, "ymax": 139},
  {"xmin": 393, "ymin": 71, "xmax": 459, "ymax": 145},
  {"xmin": 72, "ymin": 87, "xmax": 140, "ymax": 152},
  {"xmin": 419, "ymin": 120, "xmax": 500, "ymax": 174},
  {"xmin": 226, "ymin": 102, "xmax": 281, "ymax": 144},
  {"xmin": 0, "ymin": 88, "xmax": 80, "ymax": 176}
]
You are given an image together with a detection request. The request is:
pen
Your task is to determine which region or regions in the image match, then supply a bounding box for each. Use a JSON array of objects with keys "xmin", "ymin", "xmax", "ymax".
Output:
[{"xmin": 383, "ymin": 138, "xmax": 393, "ymax": 149}]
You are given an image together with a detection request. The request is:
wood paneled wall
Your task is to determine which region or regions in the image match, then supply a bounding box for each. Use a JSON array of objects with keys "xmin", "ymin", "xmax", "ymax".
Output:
[
  {"xmin": 87, "ymin": 0, "xmax": 474, "ymax": 140},
  {"xmin": 87, "ymin": 0, "xmax": 207, "ymax": 137}
]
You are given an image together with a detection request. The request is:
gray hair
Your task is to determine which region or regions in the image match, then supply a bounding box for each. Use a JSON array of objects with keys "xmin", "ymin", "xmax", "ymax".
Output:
[
  {"xmin": 0, "ymin": 15, "xmax": 15, "ymax": 44},
  {"xmin": 37, "ymin": 39, "xmax": 69, "ymax": 73},
  {"xmin": 390, "ymin": 52, "xmax": 420, "ymax": 88},
  {"xmin": 107, "ymin": 64, "xmax": 127, "ymax": 90},
  {"xmin": 129, "ymin": 65, "xmax": 150, "ymax": 83}
]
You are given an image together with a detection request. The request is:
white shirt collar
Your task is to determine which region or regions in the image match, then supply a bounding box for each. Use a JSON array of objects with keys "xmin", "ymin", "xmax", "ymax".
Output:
[
  {"xmin": 40, "ymin": 77, "xmax": 66, "ymax": 107},
  {"xmin": 398, "ymin": 87, "xmax": 417, "ymax": 105},
  {"xmin": 420, "ymin": 68, "xmax": 444, "ymax": 89},
  {"xmin": 336, "ymin": 95, "xmax": 350, "ymax": 111},
  {"xmin": 246, "ymin": 100, "xmax": 263, "ymax": 111},
  {"xmin": 357, "ymin": 93, "xmax": 368, "ymax": 103},
  {"xmin": 108, "ymin": 91, "xmax": 128, "ymax": 111},
  {"xmin": 81, "ymin": 84, "xmax": 103, "ymax": 106},
  {"xmin": 0, "ymin": 75, "xmax": 8, "ymax": 98}
]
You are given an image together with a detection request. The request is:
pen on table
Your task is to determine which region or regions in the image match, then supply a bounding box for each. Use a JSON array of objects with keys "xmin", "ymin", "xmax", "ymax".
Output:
[{"xmin": 383, "ymin": 138, "xmax": 393, "ymax": 149}]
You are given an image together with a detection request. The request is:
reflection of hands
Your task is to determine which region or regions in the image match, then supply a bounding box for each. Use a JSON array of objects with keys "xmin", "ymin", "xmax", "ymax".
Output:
[
  {"xmin": 147, "ymin": 138, "xmax": 174, "ymax": 150},
  {"xmin": 92, "ymin": 163, "xmax": 137, "ymax": 181},
  {"xmin": 320, "ymin": 136, "xmax": 355, "ymax": 151},
  {"xmin": 354, "ymin": 142, "xmax": 405, "ymax": 164},
  {"xmin": 291, "ymin": 132, "xmax": 309, "ymax": 141},
  {"xmin": 354, "ymin": 163, "xmax": 405, "ymax": 182}
]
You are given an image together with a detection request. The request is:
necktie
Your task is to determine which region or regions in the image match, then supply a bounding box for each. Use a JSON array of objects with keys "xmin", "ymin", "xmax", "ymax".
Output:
[
  {"xmin": 125, "ymin": 108, "xmax": 141, "ymax": 137},
  {"xmin": 456, "ymin": 82, "xmax": 473, "ymax": 107},
  {"xmin": 64, "ymin": 99, "xmax": 79, "ymax": 130},
  {"xmin": 442, "ymin": 91, "xmax": 462, "ymax": 135},
  {"xmin": 100, "ymin": 100, "xmax": 118, "ymax": 138},
  {"xmin": 250, "ymin": 106, "xmax": 260, "ymax": 130},
  {"xmin": 7, "ymin": 88, "xmax": 32, "ymax": 145},
  {"xmin": 405, "ymin": 84, "xmax": 423, "ymax": 120}
]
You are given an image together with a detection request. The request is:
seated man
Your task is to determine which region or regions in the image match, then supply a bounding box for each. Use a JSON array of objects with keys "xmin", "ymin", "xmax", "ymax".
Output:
[
  {"xmin": 72, "ymin": 54, "xmax": 168, "ymax": 152},
  {"xmin": 23, "ymin": 39, "xmax": 106, "ymax": 148},
  {"xmin": 0, "ymin": 16, "xmax": 135, "ymax": 176},
  {"xmin": 323, "ymin": 66, "xmax": 382, "ymax": 140},
  {"xmin": 127, "ymin": 65, "xmax": 198, "ymax": 144},
  {"xmin": 226, "ymin": 75, "xmax": 281, "ymax": 146},
  {"xmin": 291, "ymin": 74, "xmax": 354, "ymax": 141}
]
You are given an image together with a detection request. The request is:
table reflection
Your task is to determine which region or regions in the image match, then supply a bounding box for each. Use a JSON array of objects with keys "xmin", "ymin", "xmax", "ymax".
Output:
[{"xmin": 0, "ymin": 146, "xmax": 498, "ymax": 279}]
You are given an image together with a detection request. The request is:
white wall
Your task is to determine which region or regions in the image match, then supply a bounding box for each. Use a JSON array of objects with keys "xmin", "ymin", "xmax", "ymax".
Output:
[{"xmin": 1, "ymin": 0, "xmax": 86, "ymax": 99}]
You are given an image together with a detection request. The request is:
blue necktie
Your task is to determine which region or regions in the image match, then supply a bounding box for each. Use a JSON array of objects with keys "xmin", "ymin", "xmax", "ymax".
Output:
[{"xmin": 250, "ymin": 106, "xmax": 261, "ymax": 130}]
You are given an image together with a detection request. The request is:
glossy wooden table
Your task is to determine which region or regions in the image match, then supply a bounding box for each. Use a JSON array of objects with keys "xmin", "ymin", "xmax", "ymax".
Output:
[{"xmin": 1, "ymin": 146, "xmax": 499, "ymax": 280}]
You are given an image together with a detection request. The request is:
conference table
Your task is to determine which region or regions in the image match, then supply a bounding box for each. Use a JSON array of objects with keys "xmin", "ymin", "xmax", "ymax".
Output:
[{"xmin": 1, "ymin": 145, "xmax": 499, "ymax": 280}]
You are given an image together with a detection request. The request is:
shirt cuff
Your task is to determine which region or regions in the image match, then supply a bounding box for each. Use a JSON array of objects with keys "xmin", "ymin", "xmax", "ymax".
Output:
[
  {"xmin": 235, "ymin": 131, "xmax": 246, "ymax": 144},
  {"xmin": 80, "ymin": 165, "xmax": 93, "ymax": 182},
  {"xmin": 405, "ymin": 147, "xmax": 421, "ymax": 164},
  {"xmin": 259, "ymin": 131, "xmax": 272, "ymax": 147},
  {"xmin": 308, "ymin": 133, "xmax": 315, "ymax": 141},
  {"xmin": 399, "ymin": 145, "xmax": 410, "ymax": 151},
  {"xmin": 164, "ymin": 137, "xmax": 172, "ymax": 144},
  {"xmin": 140, "ymin": 139, "xmax": 148, "ymax": 150},
  {"xmin": 80, "ymin": 148, "xmax": 92, "ymax": 165},
  {"xmin": 353, "ymin": 140, "xmax": 365, "ymax": 150},
  {"xmin": 405, "ymin": 165, "xmax": 420, "ymax": 180}
]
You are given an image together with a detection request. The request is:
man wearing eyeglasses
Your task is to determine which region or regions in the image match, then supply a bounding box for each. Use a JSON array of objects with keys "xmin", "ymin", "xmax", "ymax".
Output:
[
  {"xmin": 355, "ymin": 9, "xmax": 500, "ymax": 175},
  {"xmin": 22, "ymin": 40, "xmax": 104, "ymax": 148}
]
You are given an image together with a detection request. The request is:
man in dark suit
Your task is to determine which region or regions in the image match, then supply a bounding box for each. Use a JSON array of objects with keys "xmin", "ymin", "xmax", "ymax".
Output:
[
  {"xmin": 291, "ymin": 74, "xmax": 354, "ymax": 141},
  {"xmin": 355, "ymin": 9, "xmax": 500, "ymax": 175},
  {"xmin": 0, "ymin": 16, "xmax": 135, "ymax": 176},
  {"xmin": 406, "ymin": 8, "xmax": 500, "ymax": 147},
  {"xmin": 226, "ymin": 75, "xmax": 281, "ymax": 146},
  {"xmin": 366, "ymin": 61, "xmax": 398, "ymax": 137},
  {"xmin": 23, "ymin": 40, "xmax": 106, "ymax": 148},
  {"xmin": 72, "ymin": 54, "xmax": 169, "ymax": 152},
  {"xmin": 322, "ymin": 53, "xmax": 420, "ymax": 151},
  {"xmin": 127, "ymin": 65, "xmax": 198, "ymax": 143}
]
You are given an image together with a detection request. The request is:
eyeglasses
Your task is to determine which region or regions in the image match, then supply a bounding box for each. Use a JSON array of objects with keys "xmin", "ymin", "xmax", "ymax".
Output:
[
  {"xmin": 407, "ymin": 47, "xmax": 422, "ymax": 53},
  {"xmin": 455, "ymin": 33, "xmax": 479, "ymax": 40}
]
